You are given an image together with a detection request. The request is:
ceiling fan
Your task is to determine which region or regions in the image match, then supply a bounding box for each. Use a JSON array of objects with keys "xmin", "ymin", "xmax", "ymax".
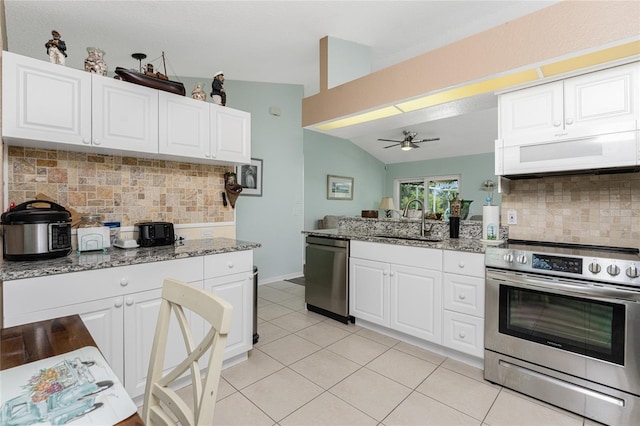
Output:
[{"xmin": 378, "ymin": 130, "xmax": 440, "ymax": 151}]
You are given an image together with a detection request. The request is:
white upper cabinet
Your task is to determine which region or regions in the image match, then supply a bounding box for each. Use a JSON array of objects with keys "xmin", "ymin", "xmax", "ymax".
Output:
[
  {"xmin": 2, "ymin": 51, "xmax": 91, "ymax": 146},
  {"xmin": 210, "ymin": 104, "xmax": 251, "ymax": 164},
  {"xmin": 158, "ymin": 92, "xmax": 210, "ymax": 158},
  {"xmin": 499, "ymin": 81, "xmax": 563, "ymax": 144},
  {"xmin": 158, "ymin": 94, "xmax": 251, "ymax": 165},
  {"xmin": 499, "ymin": 62, "xmax": 640, "ymax": 144},
  {"xmin": 3, "ymin": 52, "xmax": 251, "ymax": 165},
  {"xmin": 91, "ymin": 75, "xmax": 158, "ymax": 154},
  {"xmin": 3, "ymin": 51, "xmax": 158, "ymax": 153}
]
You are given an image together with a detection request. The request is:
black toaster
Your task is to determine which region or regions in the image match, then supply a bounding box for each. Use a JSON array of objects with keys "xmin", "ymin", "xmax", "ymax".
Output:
[{"xmin": 134, "ymin": 222, "xmax": 175, "ymax": 247}]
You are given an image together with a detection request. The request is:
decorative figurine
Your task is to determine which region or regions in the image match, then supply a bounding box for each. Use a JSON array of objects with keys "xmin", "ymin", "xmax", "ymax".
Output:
[
  {"xmin": 210, "ymin": 71, "xmax": 226, "ymax": 106},
  {"xmin": 191, "ymin": 83, "xmax": 206, "ymax": 101},
  {"xmin": 84, "ymin": 47, "xmax": 107, "ymax": 76},
  {"xmin": 45, "ymin": 30, "xmax": 67, "ymax": 65},
  {"xmin": 224, "ymin": 171, "xmax": 243, "ymax": 208}
]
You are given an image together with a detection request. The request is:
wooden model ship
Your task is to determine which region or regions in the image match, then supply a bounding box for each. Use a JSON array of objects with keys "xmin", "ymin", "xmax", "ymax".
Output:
[{"xmin": 115, "ymin": 52, "xmax": 186, "ymax": 96}]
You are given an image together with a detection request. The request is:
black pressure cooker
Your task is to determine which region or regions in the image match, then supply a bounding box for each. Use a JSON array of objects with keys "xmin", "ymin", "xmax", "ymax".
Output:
[{"xmin": 1, "ymin": 200, "xmax": 72, "ymax": 261}]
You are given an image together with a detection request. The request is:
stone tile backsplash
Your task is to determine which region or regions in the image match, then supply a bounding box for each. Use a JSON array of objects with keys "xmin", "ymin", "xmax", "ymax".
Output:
[
  {"xmin": 500, "ymin": 172, "xmax": 640, "ymax": 248},
  {"xmin": 7, "ymin": 147, "xmax": 235, "ymax": 226}
]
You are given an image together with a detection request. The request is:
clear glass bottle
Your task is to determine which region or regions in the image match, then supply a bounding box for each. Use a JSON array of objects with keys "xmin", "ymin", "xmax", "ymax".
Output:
[{"xmin": 78, "ymin": 214, "xmax": 103, "ymax": 228}]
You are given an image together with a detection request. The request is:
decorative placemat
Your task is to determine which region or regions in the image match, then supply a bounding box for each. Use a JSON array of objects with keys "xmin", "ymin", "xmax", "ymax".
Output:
[{"xmin": 0, "ymin": 346, "xmax": 137, "ymax": 425}]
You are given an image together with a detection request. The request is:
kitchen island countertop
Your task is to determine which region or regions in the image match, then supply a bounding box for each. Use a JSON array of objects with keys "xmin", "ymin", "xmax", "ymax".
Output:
[
  {"xmin": 0, "ymin": 238, "xmax": 261, "ymax": 281},
  {"xmin": 303, "ymin": 228, "xmax": 505, "ymax": 254}
]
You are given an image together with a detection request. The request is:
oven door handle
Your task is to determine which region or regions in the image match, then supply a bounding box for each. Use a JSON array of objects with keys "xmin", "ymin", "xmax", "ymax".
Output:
[{"xmin": 486, "ymin": 269, "xmax": 640, "ymax": 302}]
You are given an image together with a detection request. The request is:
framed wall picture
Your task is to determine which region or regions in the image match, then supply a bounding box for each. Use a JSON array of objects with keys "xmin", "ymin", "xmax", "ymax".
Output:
[
  {"xmin": 236, "ymin": 158, "xmax": 263, "ymax": 196},
  {"xmin": 327, "ymin": 175, "xmax": 354, "ymax": 200}
]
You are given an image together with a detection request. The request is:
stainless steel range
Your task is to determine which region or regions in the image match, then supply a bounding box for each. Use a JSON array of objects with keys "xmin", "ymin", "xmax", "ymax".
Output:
[{"xmin": 484, "ymin": 240, "xmax": 640, "ymax": 425}]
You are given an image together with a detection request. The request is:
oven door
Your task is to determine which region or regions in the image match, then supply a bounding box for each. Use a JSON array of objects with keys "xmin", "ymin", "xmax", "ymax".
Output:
[{"xmin": 485, "ymin": 268, "xmax": 640, "ymax": 396}]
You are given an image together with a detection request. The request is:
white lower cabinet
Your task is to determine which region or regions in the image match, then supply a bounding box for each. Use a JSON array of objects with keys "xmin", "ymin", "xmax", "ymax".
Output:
[
  {"xmin": 349, "ymin": 257, "xmax": 389, "ymax": 326},
  {"xmin": 2, "ymin": 250, "xmax": 254, "ymax": 399},
  {"xmin": 349, "ymin": 241, "xmax": 443, "ymax": 344},
  {"xmin": 350, "ymin": 242, "xmax": 486, "ymax": 358},
  {"xmin": 390, "ymin": 264, "xmax": 442, "ymax": 343},
  {"xmin": 442, "ymin": 250, "xmax": 485, "ymax": 357},
  {"xmin": 123, "ymin": 287, "xmax": 202, "ymax": 398},
  {"xmin": 202, "ymin": 251, "xmax": 254, "ymax": 360}
]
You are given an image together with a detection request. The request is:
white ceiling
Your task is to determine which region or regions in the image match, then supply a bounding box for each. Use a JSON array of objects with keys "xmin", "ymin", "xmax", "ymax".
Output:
[{"xmin": 3, "ymin": 0, "xmax": 558, "ymax": 164}]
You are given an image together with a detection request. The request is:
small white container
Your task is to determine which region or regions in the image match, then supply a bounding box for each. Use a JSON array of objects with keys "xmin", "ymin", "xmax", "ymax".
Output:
[{"xmin": 77, "ymin": 226, "xmax": 111, "ymax": 252}]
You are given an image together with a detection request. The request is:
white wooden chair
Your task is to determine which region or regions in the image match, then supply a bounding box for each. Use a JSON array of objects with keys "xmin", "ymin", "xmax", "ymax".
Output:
[{"xmin": 143, "ymin": 278, "xmax": 233, "ymax": 426}]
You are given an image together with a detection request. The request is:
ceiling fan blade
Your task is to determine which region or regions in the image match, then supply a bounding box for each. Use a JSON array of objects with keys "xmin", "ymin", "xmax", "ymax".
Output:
[
  {"xmin": 378, "ymin": 138, "xmax": 402, "ymax": 143},
  {"xmin": 413, "ymin": 137, "xmax": 440, "ymax": 143},
  {"xmin": 410, "ymin": 142, "xmax": 420, "ymax": 149},
  {"xmin": 383, "ymin": 143, "xmax": 399, "ymax": 149}
]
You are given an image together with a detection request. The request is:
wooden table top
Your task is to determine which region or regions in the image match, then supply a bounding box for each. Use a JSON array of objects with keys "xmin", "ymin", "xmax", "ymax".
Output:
[{"xmin": 1, "ymin": 315, "xmax": 144, "ymax": 426}]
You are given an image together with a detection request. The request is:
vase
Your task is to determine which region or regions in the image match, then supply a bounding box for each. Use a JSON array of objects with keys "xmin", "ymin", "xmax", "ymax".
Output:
[
  {"xmin": 461, "ymin": 200, "xmax": 473, "ymax": 220},
  {"xmin": 84, "ymin": 47, "xmax": 107, "ymax": 76}
]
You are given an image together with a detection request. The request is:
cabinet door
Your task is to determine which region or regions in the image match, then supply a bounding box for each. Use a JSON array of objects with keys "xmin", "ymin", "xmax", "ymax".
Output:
[
  {"xmin": 4, "ymin": 298, "xmax": 125, "ymax": 384},
  {"xmin": 203, "ymin": 272, "xmax": 253, "ymax": 359},
  {"xmin": 564, "ymin": 62, "xmax": 640, "ymax": 138},
  {"xmin": 210, "ymin": 104, "xmax": 251, "ymax": 164},
  {"xmin": 390, "ymin": 264, "xmax": 442, "ymax": 343},
  {"xmin": 499, "ymin": 81, "xmax": 563, "ymax": 144},
  {"xmin": 349, "ymin": 258, "xmax": 389, "ymax": 327},
  {"xmin": 158, "ymin": 92, "xmax": 210, "ymax": 158},
  {"xmin": 123, "ymin": 287, "xmax": 202, "ymax": 398},
  {"xmin": 2, "ymin": 51, "xmax": 91, "ymax": 147},
  {"xmin": 91, "ymin": 75, "xmax": 159, "ymax": 154}
]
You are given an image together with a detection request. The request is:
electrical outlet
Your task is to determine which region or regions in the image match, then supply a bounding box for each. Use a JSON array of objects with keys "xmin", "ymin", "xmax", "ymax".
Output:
[
  {"xmin": 507, "ymin": 210, "xmax": 518, "ymax": 225},
  {"xmin": 175, "ymin": 233, "xmax": 187, "ymax": 241},
  {"xmin": 201, "ymin": 230, "xmax": 214, "ymax": 239}
]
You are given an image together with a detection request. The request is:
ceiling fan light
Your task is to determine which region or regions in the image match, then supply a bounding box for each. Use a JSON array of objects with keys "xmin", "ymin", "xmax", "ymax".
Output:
[{"xmin": 400, "ymin": 140, "xmax": 412, "ymax": 151}]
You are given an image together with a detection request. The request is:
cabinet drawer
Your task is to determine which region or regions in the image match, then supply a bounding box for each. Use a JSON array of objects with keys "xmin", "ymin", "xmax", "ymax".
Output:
[
  {"xmin": 443, "ymin": 273, "xmax": 484, "ymax": 317},
  {"xmin": 443, "ymin": 310, "xmax": 484, "ymax": 358},
  {"xmin": 204, "ymin": 250, "xmax": 253, "ymax": 279},
  {"xmin": 443, "ymin": 250, "xmax": 484, "ymax": 277},
  {"xmin": 351, "ymin": 240, "xmax": 442, "ymax": 270},
  {"xmin": 3, "ymin": 257, "xmax": 202, "ymax": 317}
]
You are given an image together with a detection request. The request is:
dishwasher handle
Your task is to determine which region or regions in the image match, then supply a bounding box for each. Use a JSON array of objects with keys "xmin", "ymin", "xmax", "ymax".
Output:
[{"xmin": 306, "ymin": 236, "xmax": 349, "ymax": 248}]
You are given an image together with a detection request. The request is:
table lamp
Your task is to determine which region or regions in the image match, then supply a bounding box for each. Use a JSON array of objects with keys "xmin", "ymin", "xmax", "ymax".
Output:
[{"xmin": 379, "ymin": 197, "xmax": 396, "ymax": 218}]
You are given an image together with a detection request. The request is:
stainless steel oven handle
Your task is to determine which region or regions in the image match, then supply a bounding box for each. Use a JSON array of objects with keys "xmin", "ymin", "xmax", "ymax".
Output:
[
  {"xmin": 498, "ymin": 360, "xmax": 625, "ymax": 407},
  {"xmin": 486, "ymin": 269, "xmax": 640, "ymax": 302}
]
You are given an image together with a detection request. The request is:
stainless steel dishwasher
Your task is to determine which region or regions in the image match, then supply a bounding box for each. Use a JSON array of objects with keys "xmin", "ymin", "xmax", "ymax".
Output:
[{"xmin": 305, "ymin": 236, "xmax": 352, "ymax": 324}]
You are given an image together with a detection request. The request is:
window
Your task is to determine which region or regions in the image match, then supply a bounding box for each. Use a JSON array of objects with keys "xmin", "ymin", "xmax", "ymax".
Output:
[{"xmin": 395, "ymin": 175, "xmax": 460, "ymax": 216}]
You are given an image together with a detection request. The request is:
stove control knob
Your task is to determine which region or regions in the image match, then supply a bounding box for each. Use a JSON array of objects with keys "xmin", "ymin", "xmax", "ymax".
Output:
[
  {"xmin": 626, "ymin": 265, "xmax": 639, "ymax": 279},
  {"xmin": 607, "ymin": 264, "xmax": 620, "ymax": 276},
  {"xmin": 588, "ymin": 262, "xmax": 601, "ymax": 274},
  {"xmin": 516, "ymin": 255, "xmax": 528, "ymax": 264},
  {"xmin": 503, "ymin": 253, "xmax": 514, "ymax": 263}
]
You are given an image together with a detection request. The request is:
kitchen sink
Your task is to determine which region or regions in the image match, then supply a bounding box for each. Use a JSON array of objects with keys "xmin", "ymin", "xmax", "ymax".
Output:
[{"xmin": 372, "ymin": 234, "xmax": 442, "ymax": 243}]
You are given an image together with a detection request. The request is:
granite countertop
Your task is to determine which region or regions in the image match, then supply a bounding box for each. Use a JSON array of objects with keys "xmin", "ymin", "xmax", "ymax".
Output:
[
  {"xmin": 303, "ymin": 228, "xmax": 505, "ymax": 254},
  {"xmin": 0, "ymin": 238, "xmax": 261, "ymax": 281}
]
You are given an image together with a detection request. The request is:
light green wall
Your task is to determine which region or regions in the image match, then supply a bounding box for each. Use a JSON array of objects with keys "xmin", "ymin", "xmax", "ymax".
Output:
[
  {"xmin": 384, "ymin": 153, "xmax": 501, "ymax": 218},
  {"xmin": 174, "ymin": 79, "xmax": 498, "ymax": 281},
  {"xmin": 303, "ymin": 130, "xmax": 386, "ymax": 230},
  {"xmin": 180, "ymin": 77, "xmax": 306, "ymax": 282}
]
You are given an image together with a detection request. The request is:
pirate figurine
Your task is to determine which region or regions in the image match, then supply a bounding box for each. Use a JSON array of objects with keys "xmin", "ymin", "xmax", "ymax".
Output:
[
  {"xmin": 210, "ymin": 71, "xmax": 226, "ymax": 106},
  {"xmin": 45, "ymin": 30, "xmax": 67, "ymax": 65}
]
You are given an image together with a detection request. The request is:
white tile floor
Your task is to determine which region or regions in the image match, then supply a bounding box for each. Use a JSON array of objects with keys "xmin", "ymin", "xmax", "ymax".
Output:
[{"xmin": 182, "ymin": 281, "xmax": 603, "ymax": 425}]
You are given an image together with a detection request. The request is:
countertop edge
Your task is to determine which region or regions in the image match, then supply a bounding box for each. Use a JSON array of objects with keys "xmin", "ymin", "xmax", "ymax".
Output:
[
  {"xmin": 302, "ymin": 229, "xmax": 504, "ymax": 254},
  {"xmin": 1, "ymin": 238, "xmax": 261, "ymax": 281}
]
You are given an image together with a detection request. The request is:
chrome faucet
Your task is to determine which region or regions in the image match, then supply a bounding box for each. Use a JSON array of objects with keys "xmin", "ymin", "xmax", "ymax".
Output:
[{"xmin": 403, "ymin": 198, "xmax": 426, "ymax": 237}]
